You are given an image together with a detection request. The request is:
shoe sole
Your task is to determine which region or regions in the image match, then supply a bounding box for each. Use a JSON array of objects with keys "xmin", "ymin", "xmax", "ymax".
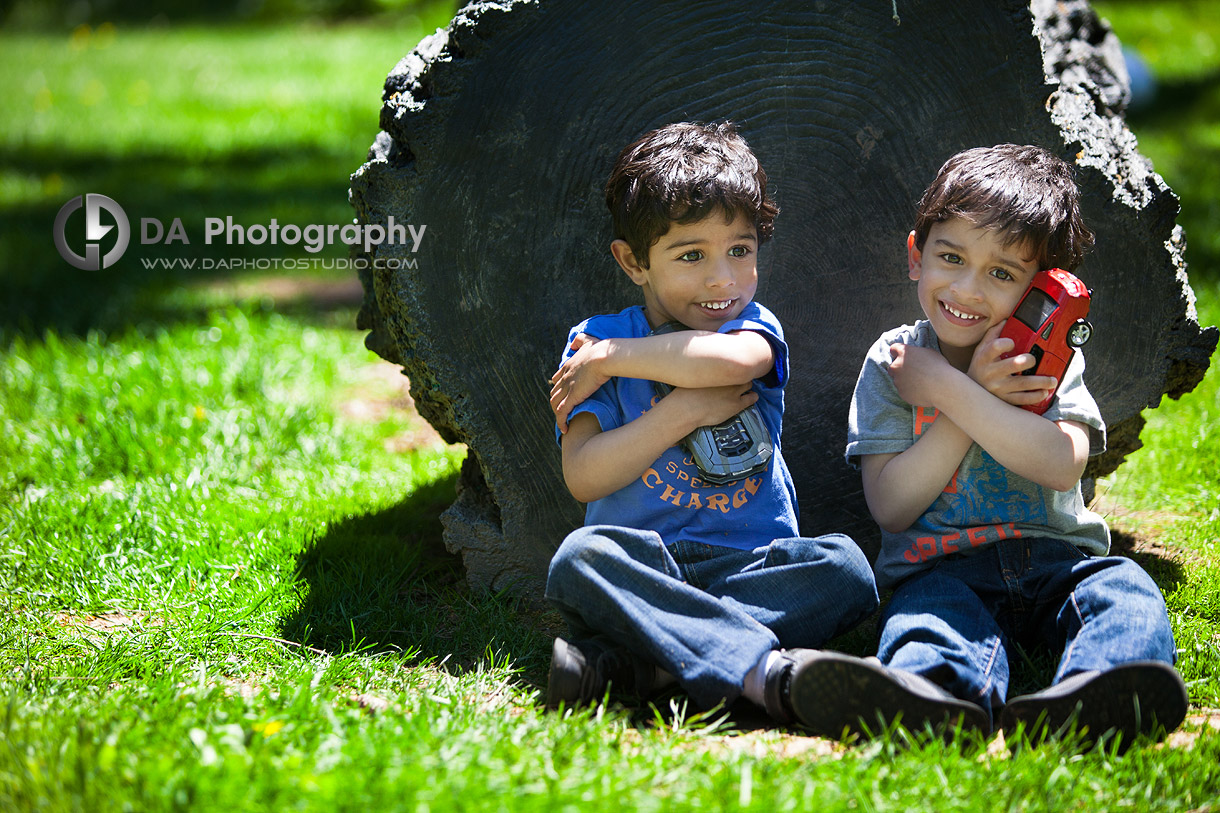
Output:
[
  {"xmin": 1001, "ymin": 661, "xmax": 1187, "ymax": 746},
  {"xmin": 789, "ymin": 652, "xmax": 990, "ymax": 740}
]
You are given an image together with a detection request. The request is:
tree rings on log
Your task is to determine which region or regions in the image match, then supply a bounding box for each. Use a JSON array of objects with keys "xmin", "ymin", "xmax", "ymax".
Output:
[{"xmin": 351, "ymin": 0, "xmax": 1218, "ymax": 591}]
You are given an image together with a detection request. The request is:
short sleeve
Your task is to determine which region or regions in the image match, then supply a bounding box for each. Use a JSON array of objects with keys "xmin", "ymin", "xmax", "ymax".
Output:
[
  {"xmin": 721, "ymin": 301, "xmax": 788, "ymax": 390},
  {"xmin": 552, "ymin": 313, "xmax": 633, "ymax": 445},
  {"xmin": 1042, "ymin": 351, "xmax": 1106, "ymax": 455},
  {"xmin": 845, "ymin": 328, "xmax": 921, "ymax": 467}
]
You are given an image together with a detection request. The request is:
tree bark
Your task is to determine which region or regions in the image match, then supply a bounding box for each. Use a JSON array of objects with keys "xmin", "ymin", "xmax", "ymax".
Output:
[{"xmin": 350, "ymin": 0, "xmax": 1218, "ymax": 592}]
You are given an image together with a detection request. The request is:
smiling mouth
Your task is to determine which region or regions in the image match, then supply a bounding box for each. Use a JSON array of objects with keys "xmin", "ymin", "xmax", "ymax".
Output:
[
  {"xmin": 700, "ymin": 298, "xmax": 737, "ymax": 312},
  {"xmin": 941, "ymin": 301, "xmax": 984, "ymax": 322}
]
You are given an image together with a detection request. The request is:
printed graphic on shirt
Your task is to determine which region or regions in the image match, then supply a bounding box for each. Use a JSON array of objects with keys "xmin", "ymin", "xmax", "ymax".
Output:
[
  {"xmin": 900, "ymin": 403, "xmax": 1049, "ymax": 564},
  {"xmin": 900, "ymin": 522, "xmax": 1023, "ymax": 564},
  {"xmin": 640, "ymin": 460, "xmax": 764, "ymax": 513},
  {"xmin": 960, "ymin": 456, "xmax": 1048, "ymax": 528},
  {"xmin": 636, "ymin": 395, "xmax": 766, "ymax": 514}
]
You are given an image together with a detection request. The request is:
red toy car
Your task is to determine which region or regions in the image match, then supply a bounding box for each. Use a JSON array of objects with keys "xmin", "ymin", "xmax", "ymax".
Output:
[{"xmin": 998, "ymin": 268, "xmax": 1093, "ymax": 414}]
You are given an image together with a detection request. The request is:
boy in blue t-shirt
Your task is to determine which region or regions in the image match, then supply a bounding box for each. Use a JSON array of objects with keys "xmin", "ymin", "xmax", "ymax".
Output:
[
  {"xmin": 544, "ymin": 121, "xmax": 878, "ymax": 723},
  {"xmin": 806, "ymin": 144, "xmax": 1187, "ymax": 747}
]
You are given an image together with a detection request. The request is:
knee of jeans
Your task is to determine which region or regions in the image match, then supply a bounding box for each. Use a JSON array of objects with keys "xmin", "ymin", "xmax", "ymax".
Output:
[
  {"xmin": 1083, "ymin": 556, "xmax": 1168, "ymax": 606},
  {"xmin": 771, "ymin": 533, "xmax": 861, "ymax": 564},
  {"xmin": 823, "ymin": 535, "xmax": 877, "ymax": 593},
  {"xmin": 1072, "ymin": 557, "xmax": 1175, "ymax": 644},
  {"xmin": 771, "ymin": 534, "xmax": 878, "ymax": 609},
  {"xmin": 549, "ymin": 529, "xmax": 613, "ymax": 581}
]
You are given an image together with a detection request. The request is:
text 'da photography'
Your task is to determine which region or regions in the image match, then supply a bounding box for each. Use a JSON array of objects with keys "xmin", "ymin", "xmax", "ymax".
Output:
[{"xmin": 52, "ymin": 191, "xmax": 426, "ymax": 274}]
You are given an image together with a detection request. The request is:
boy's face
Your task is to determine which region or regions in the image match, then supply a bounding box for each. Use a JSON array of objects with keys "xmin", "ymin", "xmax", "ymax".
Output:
[
  {"xmin": 612, "ymin": 210, "xmax": 759, "ymax": 331},
  {"xmin": 908, "ymin": 216, "xmax": 1040, "ymax": 365}
]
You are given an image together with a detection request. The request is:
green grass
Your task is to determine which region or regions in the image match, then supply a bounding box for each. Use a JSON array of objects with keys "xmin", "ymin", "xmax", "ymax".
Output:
[
  {"xmin": 0, "ymin": 18, "xmax": 455, "ymax": 336},
  {"xmin": 1, "ymin": 8, "xmax": 1219, "ymax": 812},
  {"xmin": 1094, "ymin": 0, "xmax": 1220, "ymax": 279},
  {"xmin": 1090, "ymin": 0, "xmax": 1220, "ymax": 713},
  {"xmin": 1093, "ymin": 0, "xmax": 1220, "ymax": 82},
  {"xmin": 1093, "ymin": 281, "xmax": 1220, "ymax": 712},
  {"xmin": 1098, "ymin": 279, "xmax": 1220, "ymax": 512}
]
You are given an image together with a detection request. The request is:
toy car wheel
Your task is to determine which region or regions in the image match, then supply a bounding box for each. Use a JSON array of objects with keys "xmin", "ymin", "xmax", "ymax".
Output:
[{"xmin": 1067, "ymin": 319, "xmax": 1092, "ymax": 347}]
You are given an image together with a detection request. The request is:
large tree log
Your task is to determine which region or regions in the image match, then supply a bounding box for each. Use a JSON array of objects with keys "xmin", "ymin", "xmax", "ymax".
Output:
[{"xmin": 351, "ymin": 0, "xmax": 1217, "ymax": 592}]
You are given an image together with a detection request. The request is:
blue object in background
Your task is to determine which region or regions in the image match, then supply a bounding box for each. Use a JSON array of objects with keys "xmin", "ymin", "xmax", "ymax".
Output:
[{"xmin": 1124, "ymin": 46, "xmax": 1158, "ymax": 112}]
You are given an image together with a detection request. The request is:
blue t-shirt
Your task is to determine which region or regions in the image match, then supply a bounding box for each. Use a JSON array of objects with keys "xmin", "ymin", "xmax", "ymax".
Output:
[{"xmin": 557, "ymin": 302, "xmax": 799, "ymax": 550}]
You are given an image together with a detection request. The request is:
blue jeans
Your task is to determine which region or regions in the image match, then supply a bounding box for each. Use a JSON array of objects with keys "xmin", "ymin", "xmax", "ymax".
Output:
[
  {"xmin": 879, "ymin": 538, "xmax": 1176, "ymax": 726},
  {"xmin": 545, "ymin": 524, "xmax": 879, "ymax": 708}
]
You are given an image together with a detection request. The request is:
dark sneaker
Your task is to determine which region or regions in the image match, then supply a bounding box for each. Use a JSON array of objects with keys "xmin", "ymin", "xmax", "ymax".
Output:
[
  {"xmin": 546, "ymin": 637, "xmax": 660, "ymax": 709},
  {"xmin": 760, "ymin": 648, "xmax": 823, "ymax": 724},
  {"xmin": 784, "ymin": 651, "xmax": 990, "ymax": 739},
  {"xmin": 1000, "ymin": 660, "xmax": 1188, "ymax": 749}
]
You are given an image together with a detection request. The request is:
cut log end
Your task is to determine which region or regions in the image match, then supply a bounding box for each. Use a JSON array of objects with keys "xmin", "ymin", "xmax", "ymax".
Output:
[{"xmin": 353, "ymin": 0, "xmax": 1216, "ymax": 591}]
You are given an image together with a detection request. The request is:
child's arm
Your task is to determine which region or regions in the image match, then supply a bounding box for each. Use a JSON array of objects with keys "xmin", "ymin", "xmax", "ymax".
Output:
[
  {"xmin": 561, "ymin": 383, "xmax": 759, "ymax": 503},
  {"xmin": 860, "ymin": 418, "xmax": 975, "ymax": 534},
  {"xmin": 891, "ymin": 344, "xmax": 1091, "ymax": 487},
  {"xmin": 550, "ymin": 329, "xmax": 775, "ymax": 433},
  {"xmin": 863, "ymin": 328, "xmax": 1090, "ymax": 533}
]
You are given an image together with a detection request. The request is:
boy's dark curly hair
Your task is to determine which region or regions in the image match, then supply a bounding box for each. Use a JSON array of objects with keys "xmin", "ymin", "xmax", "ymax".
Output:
[
  {"xmin": 914, "ymin": 144, "xmax": 1094, "ymax": 272},
  {"xmin": 605, "ymin": 121, "xmax": 779, "ymax": 268}
]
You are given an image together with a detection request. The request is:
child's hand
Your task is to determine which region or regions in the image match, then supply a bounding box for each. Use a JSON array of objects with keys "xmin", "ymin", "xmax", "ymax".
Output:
[
  {"xmin": 663, "ymin": 383, "xmax": 758, "ymax": 430},
  {"xmin": 550, "ymin": 333, "xmax": 609, "ymax": 434},
  {"xmin": 968, "ymin": 322, "xmax": 1058, "ymax": 408},
  {"xmin": 886, "ymin": 343, "xmax": 953, "ymax": 408}
]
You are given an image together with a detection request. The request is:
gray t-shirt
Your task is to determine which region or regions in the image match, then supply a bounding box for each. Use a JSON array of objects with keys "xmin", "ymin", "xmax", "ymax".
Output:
[{"xmin": 846, "ymin": 320, "xmax": 1111, "ymax": 589}]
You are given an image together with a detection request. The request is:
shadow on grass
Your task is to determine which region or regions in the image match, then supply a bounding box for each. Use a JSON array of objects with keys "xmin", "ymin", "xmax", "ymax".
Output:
[
  {"xmin": 278, "ymin": 470, "xmax": 560, "ymax": 681},
  {"xmin": 0, "ymin": 144, "xmax": 367, "ymax": 339},
  {"xmin": 1109, "ymin": 528, "xmax": 1187, "ymax": 592}
]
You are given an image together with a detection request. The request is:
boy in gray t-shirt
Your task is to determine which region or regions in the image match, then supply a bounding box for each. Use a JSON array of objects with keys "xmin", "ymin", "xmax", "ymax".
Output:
[{"xmin": 799, "ymin": 145, "xmax": 1187, "ymax": 749}]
